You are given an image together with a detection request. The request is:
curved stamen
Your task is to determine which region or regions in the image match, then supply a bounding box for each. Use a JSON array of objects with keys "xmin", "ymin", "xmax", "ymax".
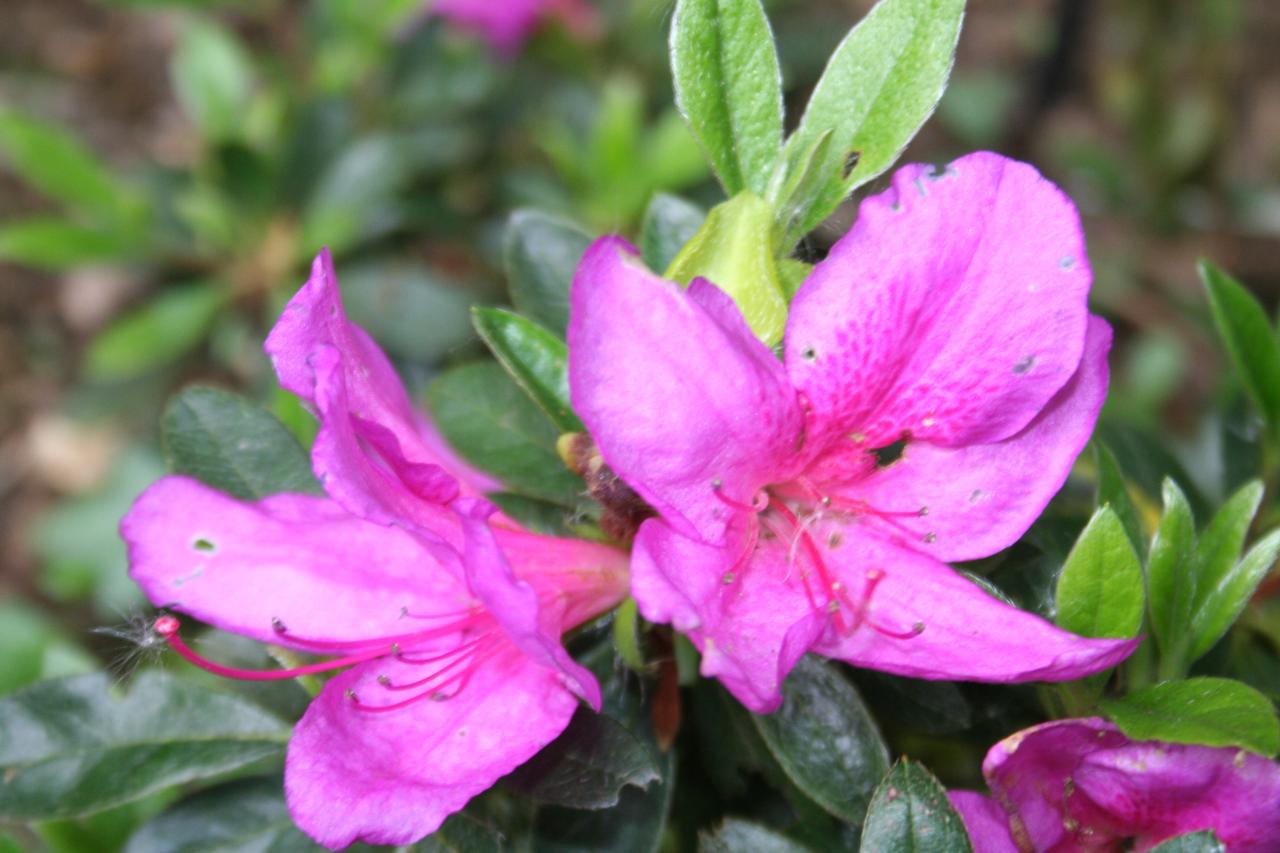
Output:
[
  {"xmin": 845, "ymin": 569, "xmax": 926, "ymax": 640},
  {"xmin": 768, "ymin": 497, "xmax": 858, "ymax": 633},
  {"xmin": 712, "ymin": 480, "xmax": 768, "ymax": 514},
  {"xmin": 269, "ymin": 615, "xmax": 485, "ymax": 654},
  {"xmin": 378, "ymin": 636, "xmax": 499, "ymax": 691},
  {"xmin": 354, "ymin": 645, "xmax": 506, "ymax": 712}
]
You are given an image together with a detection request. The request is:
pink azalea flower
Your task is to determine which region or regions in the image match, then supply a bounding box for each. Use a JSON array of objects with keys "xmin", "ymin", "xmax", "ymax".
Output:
[
  {"xmin": 949, "ymin": 717, "xmax": 1280, "ymax": 851},
  {"xmin": 121, "ymin": 251, "xmax": 630, "ymax": 849},
  {"xmin": 567, "ymin": 151, "xmax": 1139, "ymax": 713},
  {"xmin": 431, "ymin": 0, "xmax": 600, "ymax": 56}
]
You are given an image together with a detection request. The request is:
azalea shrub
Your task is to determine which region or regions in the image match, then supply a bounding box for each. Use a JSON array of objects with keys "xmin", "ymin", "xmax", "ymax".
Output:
[{"xmin": 4, "ymin": 0, "xmax": 1280, "ymax": 851}]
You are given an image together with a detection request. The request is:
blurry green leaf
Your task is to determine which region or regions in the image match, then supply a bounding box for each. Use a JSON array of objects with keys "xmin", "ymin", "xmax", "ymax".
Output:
[
  {"xmin": 667, "ymin": 192, "xmax": 788, "ymax": 344},
  {"xmin": 505, "ymin": 709, "xmax": 659, "ymax": 809},
  {"xmin": 0, "ymin": 672, "xmax": 287, "ymax": 820},
  {"xmin": 1149, "ymin": 832, "xmax": 1226, "ymax": 853},
  {"xmin": 171, "ymin": 20, "xmax": 254, "ymax": 141},
  {"xmin": 1095, "ymin": 442, "xmax": 1147, "ymax": 561},
  {"xmin": 162, "ymin": 387, "xmax": 320, "ymax": 500},
  {"xmin": 1055, "ymin": 507, "xmax": 1145, "ymax": 640},
  {"xmin": 936, "ymin": 71, "xmax": 1017, "ymax": 147},
  {"xmin": 416, "ymin": 812, "xmax": 505, "ymax": 852},
  {"xmin": 1101, "ymin": 677, "xmax": 1279, "ymax": 756},
  {"xmin": 700, "ymin": 820, "xmax": 811, "ymax": 853},
  {"xmin": 85, "ymin": 283, "xmax": 225, "ymax": 381},
  {"xmin": 340, "ymin": 261, "xmax": 474, "ymax": 361},
  {"xmin": 486, "ymin": 493, "xmax": 572, "ymax": 537},
  {"xmin": 642, "ymin": 111, "xmax": 710, "ymax": 194},
  {"xmin": 1200, "ymin": 260, "xmax": 1280, "ymax": 432},
  {"xmin": 671, "ymin": 0, "xmax": 784, "ymax": 195},
  {"xmin": 0, "ymin": 217, "xmax": 132, "ymax": 269},
  {"xmin": 640, "ymin": 193, "xmax": 705, "ymax": 274},
  {"xmin": 859, "ymin": 759, "xmax": 972, "ymax": 853},
  {"xmin": 427, "ymin": 361, "xmax": 583, "ymax": 504},
  {"xmin": 124, "ymin": 777, "xmax": 314, "ymax": 853},
  {"xmin": 503, "ymin": 210, "xmax": 592, "ymax": 337},
  {"xmin": 0, "ymin": 112, "xmax": 134, "ymax": 220},
  {"xmin": 472, "ymin": 308, "xmax": 582, "ymax": 432},
  {"xmin": 1148, "ymin": 479, "xmax": 1197, "ymax": 657},
  {"xmin": 0, "ymin": 602, "xmax": 95, "ymax": 695},
  {"xmin": 751, "ymin": 657, "xmax": 890, "ymax": 825},
  {"xmin": 781, "ymin": 0, "xmax": 963, "ymax": 237}
]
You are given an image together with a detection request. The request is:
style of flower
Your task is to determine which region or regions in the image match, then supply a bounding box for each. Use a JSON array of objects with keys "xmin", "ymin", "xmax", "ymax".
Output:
[
  {"xmin": 121, "ymin": 250, "xmax": 630, "ymax": 850},
  {"xmin": 431, "ymin": 0, "xmax": 599, "ymax": 56},
  {"xmin": 567, "ymin": 151, "xmax": 1138, "ymax": 714},
  {"xmin": 949, "ymin": 717, "xmax": 1280, "ymax": 852}
]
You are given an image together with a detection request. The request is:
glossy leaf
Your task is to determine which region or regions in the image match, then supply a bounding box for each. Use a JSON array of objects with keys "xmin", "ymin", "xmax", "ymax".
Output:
[
  {"xmin": 0, "ymin": 111, "xmax": 131, "ymax": 220},
  {"xmin": 670, "ymin": 0, "xmax": 783, "ymax": 195},
  {"xmin": 1200, "ymin": 260, "xmax": 1280, "ymax": 431},
  {"xmin": 532, "ymin": 749, "xmax": 674, "ymax": 853},
  {"xmin": 750, "ymin": 657, "xmax": 890, "ymax": 825},
  {"xmin": 859, "ymin": 759, "xmax": 972, "ymax": 852},
  {"xmin": 640, "ymin": 193, "xmax": 705, "ymax": 274},
  {"xmin": 123, "ymin": 777, "xmax": 314, "ymax": 853},
  {"xmin": 1101, "ymin": 677, "xmax": 1280, "ymax": 756},
  {"xmin": 171, "ymin": 20, "xmax": 254, "ymax": 141},
  {"xmin": 1147, "ymin": 478, "xmax": 1197, "ymax": 657},
  {"xmin": 503, "ymin": 210, "xmax": 592, "ymax": 337},
  {"xmin": 1055, "ymin": 506, "xmax": 1145, "ymax": 640},
  {"xmin": 781, "ymin": 0, "xmax": 964, "ymax": 238},
  {"xmin": 417, "ymin": 813, "xmax": 506, "ymax": 853},
  {"xmin": 0, "ymin": 672, "xmax": 287, "ymax": 821},
  {"xmin": 85, "ymin": 283, "xmax": 225, "ymax": 381},
  {"xmin": 700, "ymin": 819, "xmax": 811, "ymax": 853},
  {"xmin": 472, "ymin": 307, "xmax": 582, "ymax": 432},
  {"xmin": 162, "ymin": 387, "xmax": 321, "ymax": 501},
  {"xmin": 427, "ymin": 361, "xmax": 584, "ymax": 505}
]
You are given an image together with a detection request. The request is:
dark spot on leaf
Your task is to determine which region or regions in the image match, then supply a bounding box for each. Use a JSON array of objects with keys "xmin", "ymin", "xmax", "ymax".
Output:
[
  {"xmin": 193, "ymin": 538, "xmax": 216, "ymax": 553},
  {"xmin": 870, "ymin": 437, "xmax": 908, "ymax": 468},
  {"xmin": 842, "ymin": 150, "xmax": 862, "ymax": 180}
]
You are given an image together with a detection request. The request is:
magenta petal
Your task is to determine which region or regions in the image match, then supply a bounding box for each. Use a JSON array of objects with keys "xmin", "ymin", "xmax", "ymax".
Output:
[
  {"xmin": 121, "ymin": 477, "xmax": 470, "ymax": 647},
  {"xmin": 632, "ymin": 519, "xmax": 822, "ymax": 713},
  {"xmin": 786, "ymin": 152, "xmax": 1091, "ymax": 455},
  {"xmin": 432, "ymin": 0, "xmax": 546, "ymax": 55},
  {"xmin": 947, "ymin": 792, "xmax": 1019, "ymax": 853},
  {"xmin": 839, "ymin": 317, "xmax": 1112, "ymax": 562},
  {"xmin": 813, "ymin": 533, "xmax": 1138, "ymax": 683},
  {"xmin": 568, "ymin": 237, "xmax": 804, "ymax": 544},
  {"xmin": 286, "ymin": 650, "xmax": 578, "ymax": 849}
]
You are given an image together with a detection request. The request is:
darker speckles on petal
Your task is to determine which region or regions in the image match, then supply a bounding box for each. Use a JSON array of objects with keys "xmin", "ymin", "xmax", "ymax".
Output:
[
  {"xmin": 969, "ymin": 489, "xmax": 987, "ymax": 504},
  {"xmin": 801, "ymin": 346, "xmax": 817, "ymax": 362},
  {"xmin": 1059, "ymin": 255, "xmax": 1076, "ymax": 270},
  {"xmin": 913, "ymin": 176, "xmax": 928, "ymax": 197},
  {"xmin": 193, "ymin": 537, "xmax": 216, "ymax": 553},
  {"xmin": 1013, "ymin": 355, "xmax": 1036, "ymax": 375}
]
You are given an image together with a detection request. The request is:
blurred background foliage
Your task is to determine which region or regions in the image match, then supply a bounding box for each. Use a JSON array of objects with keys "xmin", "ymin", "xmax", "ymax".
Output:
[{"xmin": 1, "ymin": 0, "xmax": 1280, "ymax": 849}]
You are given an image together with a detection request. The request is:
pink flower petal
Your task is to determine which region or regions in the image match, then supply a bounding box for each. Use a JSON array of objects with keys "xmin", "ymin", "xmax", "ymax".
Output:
[
  {"xmin": 835, "ymin": 317, "xmax": 1112, "ymax": 562},
  {"xmin": 812, "ymin": 533, "xmax": 1138, "ymax": 683},
  {"xmin": 947, "ymin": 791, "xmax": 1020, "ymax": 853},
  {"xmin": 432, "ymin": 0, "xmax": 546, "ymax": 56},
  {"xmin": 568, "ymin": 237, "xmax": 803, "ymax": 545},
  {"xmin": 786, "ymin": 152, "xmax": 1092, "ymax": 467},
  {"xmin": 121, "ymin": 477, "xmax": 470, "ymax": 647},
  {"xmin": 286, "ymin": 650, "xmax": 578, "ymax": 849}
]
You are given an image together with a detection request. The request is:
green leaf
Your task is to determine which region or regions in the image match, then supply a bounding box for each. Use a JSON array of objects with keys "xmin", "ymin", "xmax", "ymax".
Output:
[
  {"xmin": 171, "ymin": 20, "xmax": 254, "ymax": 141},
  {"xmin": 162, "ymin": 387, "xmax": 321, "ymax": 501},
  {"xmin": 1195, "ymin": 481, "xmax": 1264, "ymax": 612},
  {"xmin": 85, "ymin": 283, "xmax": 225, "ymax": 381},
  {"xmin": 427, "ymin": 361, "xmax": 584, "ymax": 505},
  {"xmin": 532, "ymin": 749, "xmax": 674, "ymax": 853},
  {"xmin": 750, "ymin": 657, "xmax": 890, "ymax": 825},
  {"xmin": 670, "ymin": 0, "xmax": 783, "ymax": 196},
  {"xmin": 0, "ymin": 112, "xmax": 132, "ymax": 220},
  {"xmin": 503, "ymin": 210, "xmax": 593, "ymax": 337},
  {"xmin": 416, "ymin": 812, "xmax": 505, "ymax": 853},
  {"xmin": 1101, "ymin": 677, "xmax": 1280, "ymax": 756},
  {"xmin": 486, "ymin": 493, "xmax": 572, "ymax": 537},
  {"xmin": 640, "ymin": 193, "xmax": 705, "ymax": 274},
  {"xmin": 1149, "ymin": 831, "xmax": 1226, "ymax": 853},
  {"xmin": 859, "ymin": 759, "xmax": 972, "ymax": 853},
  {"xmin": 0, "ymin": 601, "xmax": 95, "ymax": 695},
  {"xmin": 666, "ymin": 192, "xmax": 789, "ymax": 344},
  {"xmin": 472, "ymin": 308, "xmax": 582, "ymax": 432},
  {"xmin": 0, "ymin": 672, "xmax": 287, "ymax": 821},
  {"xmin": 767, "ymin": 128, "xmax": 836, "ymax": 252},
  {"xmin": 123, "ymin": 777, "xmax": 314, "ymax": 853},
  {"xmin": 1188, "ymin": 527, "xmax": 1280, "ymax": 663},
  {"xmin": 0, "ymin": 217, "xmax": 131, "ymax": 269},
  {"xmin": 505, "ymin": 709, "xmax": 660, "ymax": 809},
  {"xmin": 781, "ymin": 0, "xmax": 964, "ymax": 238},
  {"xmin": 1200, "ymin": 260, "xmax": 1280, "ymax": 431},
  {"xmin": 1055, "ymin": 506, "xmax": 1145, "ymax": 640},
  {"xmin": 1147, "ymin": 478, "xmax": 1198, "ymax": 656},
  {"xmin": 1095, "ymin": 442, "xmax": 1147, "ymax": 561},
  {"xmin": 700, "ymin": 819, "xmax": 811, "ymax": 853}
]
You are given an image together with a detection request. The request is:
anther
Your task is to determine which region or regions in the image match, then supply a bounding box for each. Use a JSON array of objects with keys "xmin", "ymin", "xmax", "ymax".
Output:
[
  {"xmin": 271, "ymin": 617, "xmax": 288, "ymax": 634},
  {"xmin": 345, "ymin": 689, "xmax": 359, "ymax": 702},
  {"xmin": 922, "ymin": 532, "xmax": 936, "ymax": 544},
  {"xmin": 391, "ymin": 643, "xmax": 401, "ymax": 656},
  {"xmin": 918, "ymin": 506, "xmax": 929, "ymax": 517},
  {"xmin": 722, "ymin": 572, "xmax": 736, "ymax": 585},
  {"xmin": 377, "ymin": 675, "xmax": 392, "ymax": 686},
  {"xmin": 826, "ymin": 600, "xmax": 840, "ymax": 614}
]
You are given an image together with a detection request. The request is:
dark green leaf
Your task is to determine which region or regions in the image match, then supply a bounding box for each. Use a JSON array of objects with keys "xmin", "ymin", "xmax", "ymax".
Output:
[
  {"xmin": 503, "ymin": 210, "xmax": 592, "ymax": 337},
  {"xmin": 171, "ymin": 21, "xmax": 254, "ymax": 141},
  {"xmin": 1095, "ymin": 442, "xmax": 1147, "ymax": 561},
  {"xmin": 640, "ymin": 193, "xmax": 705, "ymax": 274},
  {"xmin": 486, "ymin": 493, "xmax": 573, "ymax": 537},
  {"xmin": 505, "ymin": 709, "xmax": 659, "ymax": 809},
  {"xmin": 472, "ymin": 308, "xmax": 582, "ymax": 432},
  {"xmin": 700, "ymin": 819, "xmax": 811, "ymax": 853},
  {"xmin": 1147, "ymin": 479, "xmax": 1197, "ymax": 657},
  {"xmin": 85, "ymin": 283, "xmax": 225, "ymax": 381},
  {"xmin": 162, "ymin": 387, "xmax": 320, "ymax": 500},
  {"xmin": 1055, "ymin": 506, "xmax": 1145, "ymax": 640},
  {"xmin": 416, "ymin": 812, "xmax": 506, "ymax": 852},
  {"xmin": 1149, "ymin": 831, "xmax": 1226, "ymax": 853},
  {"xmin": 532, "ymin": 748, "xmax": 673, "ymax": 853},
  {"xmin": 1101, "ymin": 677, "xmax": 1280, "ymax": 756},
  {"xmin": 0, "ymin": 672, "xmax": 287, "ymax": 820},
  {"xmin": 1200, "ymin": 260, "xmax": 1280, "ymax": 431},
  {"xmin": 782, "ymin": 0, "xmax": 964, "ymax": 237},
  {"xmin": 670, "ymin": 0, "xmax": 784, "ymax": 195},
  {"xmin": 427, "ymin": 361, "xmax": 584, "ymax": 504},
  {"xmin": 750, "ymin": 657, "xmax": 890, "ymax": 825},
  {"xmin": 0, "ymin": 217, "xmax": 131, "ymax": 269},
  {"xmin": 124, "ymin": 777, "xmax": 316, "ymax": 853},
  {"xmin": 0, "ymin": 111, "xmax": 132, "ymax": 220},
  {"xmin": 859, "ymin": 759, "xmax": 972, "ymax": 852}
]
